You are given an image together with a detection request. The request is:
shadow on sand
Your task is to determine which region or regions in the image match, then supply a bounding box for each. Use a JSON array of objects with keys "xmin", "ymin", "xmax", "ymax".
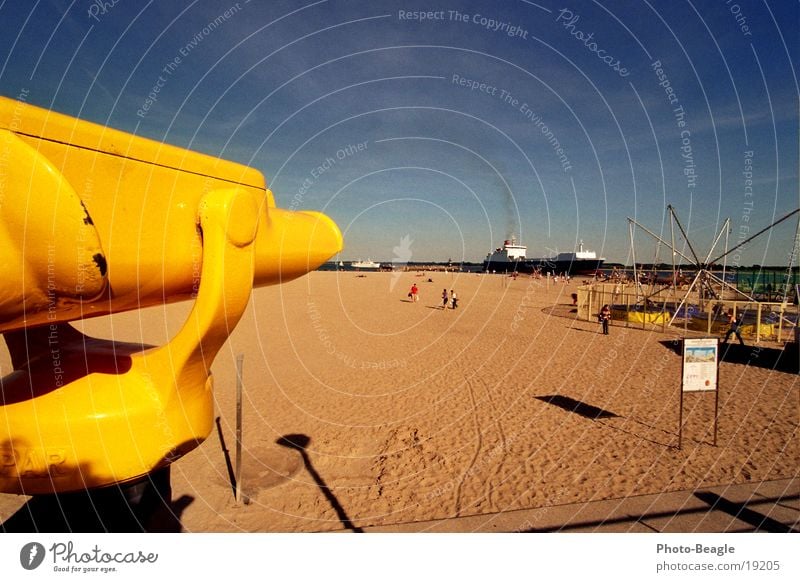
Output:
[
  {"xmin": 693, "ymin": 491, "xmax": 797, "ymax": 532},
  {"xmin": 535, "ymin": 395, "xmax": 680, "ymax": 447},
  {"xmin": 535, "ymin": 395, "xmax": 619, "ymax": 420},
  {"xmin": 521, "ymin": 491, "xmax": 799, "ymax": 533},
  {"xmin": 277, "ymin": 434, "xmax": 363, "ymax": 532},
  {"xmin": 1, "ymin": 467, "xmax": 193, "ymax": 532},
  {"xmin": 659, "ymin": 339, "xmax": 798, "ymax": 373}
]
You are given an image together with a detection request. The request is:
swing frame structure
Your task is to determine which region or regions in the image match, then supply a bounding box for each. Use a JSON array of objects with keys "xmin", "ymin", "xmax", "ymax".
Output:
[{"xmin": 626, "ymin": 205, "xmax": 799, "ymax": 333}]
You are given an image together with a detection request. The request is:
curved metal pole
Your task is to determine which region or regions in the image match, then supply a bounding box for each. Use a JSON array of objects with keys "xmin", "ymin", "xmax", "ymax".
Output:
[
  {"xmin": 781, "ymin": 213, "xmax": 800, "ymax": 304},
  {"xmin": 706, "ymin": 271, "xmax": 756, "ymax": 302},
  {"xmin": 668, "ymin": 205, "xmax": 702, "ymax": 266},
  {"xmin": 628, "ymin": 216, "xmax": 695, "ymax": 265},
  {"xmin": 722, "ymin": 222, "xmax": 730, "ymax": 291},
  {"xmin": 629, "ymin": 219, "xmax": 639, "ymax": 302},
  {"xmin": 709, "ymin": 207, "xmax": 800, "ymax": 265},
  {"xmin": 671, "ymin": 213, "xmax": 677, "ymax": 291},
  {"xmin": 669, "ymin": 271, "xmax": 701, "ymax": 327},
  {"xmin": 704, "ymin": 219, "xmax": 730, "ymax": 265}
]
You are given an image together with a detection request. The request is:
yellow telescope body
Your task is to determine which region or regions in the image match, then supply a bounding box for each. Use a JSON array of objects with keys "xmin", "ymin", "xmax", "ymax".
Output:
[{"xmin": 0, "ymin": 97, "xmax": 342, "ymax": 495}]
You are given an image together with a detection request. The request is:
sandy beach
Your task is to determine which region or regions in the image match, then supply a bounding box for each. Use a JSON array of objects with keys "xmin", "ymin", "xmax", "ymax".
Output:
[{"xmin": 1, "ymin": 271, "xmax": 797, "ymax": 532}]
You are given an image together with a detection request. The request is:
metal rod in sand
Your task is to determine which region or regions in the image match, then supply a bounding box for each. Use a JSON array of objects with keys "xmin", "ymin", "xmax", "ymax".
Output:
[{"xmin": 235, "ymin": 353, "xmax": 244, "ymax": 503}]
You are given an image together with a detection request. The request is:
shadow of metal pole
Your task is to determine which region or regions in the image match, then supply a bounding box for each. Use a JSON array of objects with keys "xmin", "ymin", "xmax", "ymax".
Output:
[{"xmin": 277, "ymin": 434, "xmax": 363, "ymax": 533}]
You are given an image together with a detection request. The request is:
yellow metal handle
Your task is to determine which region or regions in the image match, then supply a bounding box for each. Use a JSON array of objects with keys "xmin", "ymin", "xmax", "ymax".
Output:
[
  {"xmin": 141, "ymin": 187, "xmax": 261, "ymax": 416},
  {"xmin": 0, "ymin": 188, "xmax": 260, "ymax": 493}
]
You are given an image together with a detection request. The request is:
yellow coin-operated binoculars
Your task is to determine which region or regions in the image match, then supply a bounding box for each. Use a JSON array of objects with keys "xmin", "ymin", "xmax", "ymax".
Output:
[{"xmin": 0, "ymin": 97, "xmax": 342, "ymax": 500}]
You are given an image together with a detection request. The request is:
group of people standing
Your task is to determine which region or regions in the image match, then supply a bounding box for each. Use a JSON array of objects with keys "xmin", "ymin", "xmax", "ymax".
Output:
[
  {"xmin": 441, "ymin": 288, "xmax": 458, "ymax": 310},
  {"xmin": 407, "ymin": 284, "xmax": 458, "ymax": 309}
]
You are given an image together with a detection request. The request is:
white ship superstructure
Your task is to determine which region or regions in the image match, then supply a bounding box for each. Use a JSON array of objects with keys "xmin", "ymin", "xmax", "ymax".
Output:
[
  {"xmin": 351, "ymin": 259, "xmax": 381, "ymax": 270},
  {"xmin": 483, "ymin": 237, "xmax": 527, "ymax": 271},
  {"xmin": 484, "ymin": 238, "xmax": 605, "ymax": 275}
]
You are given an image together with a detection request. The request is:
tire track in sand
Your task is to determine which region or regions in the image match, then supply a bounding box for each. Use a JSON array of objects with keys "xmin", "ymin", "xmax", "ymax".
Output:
[{"xmin": 454, "ymin": 338, "xmax": 509, "ymax": 515}]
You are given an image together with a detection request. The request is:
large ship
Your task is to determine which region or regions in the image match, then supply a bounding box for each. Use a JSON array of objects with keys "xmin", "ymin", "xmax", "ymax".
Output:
[
  {"xmin": 528, "ymin": 241, "xmax": 605, "ymax": 275},
  {"xmin": 483, "ymin": 238, "xmax": 604, "ymax": 275},
  {"xmin": 351, "ymin": 259, "xmax": 381, "ymax": 270},
  {"xmin": 483, "ymin": 237, "xmax": 530, "ymax": 273}
]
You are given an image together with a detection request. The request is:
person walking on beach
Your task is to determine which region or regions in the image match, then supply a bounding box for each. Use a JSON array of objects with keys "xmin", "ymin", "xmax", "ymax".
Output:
[
  {"xmin": 441, "ymin": 288, "xmax": 449, "ymax": 309},
  {"xmin": 722, "ymin": 308, "xmax": 745, "ymax": 345},
  {"xmin": 599, "ymin": 304, "xmax": 611, "ymax": 335},
  {"xmin": 410, "ymin": 283, "xmax": 419, "ymax": 302},
  {"xmin": 450, "ymin": 290, "xmax": 458, "ymax": 309}
]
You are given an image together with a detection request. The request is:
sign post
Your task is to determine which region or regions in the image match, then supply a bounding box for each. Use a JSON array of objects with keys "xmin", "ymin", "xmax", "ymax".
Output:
[{"xmin": 679, "ymin": 338, "xmax": 720, "ymax": 449}]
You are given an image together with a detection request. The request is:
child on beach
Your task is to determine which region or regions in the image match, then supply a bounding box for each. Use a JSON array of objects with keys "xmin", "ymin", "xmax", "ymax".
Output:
[
  {"xmin": 599, "ymin": 304, "xmax": 611, "ymax": 335},
  {"xmin": 450, "ymin": 290, "xmax": 458, "ymax": 309},
  {"xmin": 441, "ymin": 289, "xmax": 449, "ymax": 309},
  {"xmin": 410, "ymin": 284, "xmax": 419, "ymax": 302}
]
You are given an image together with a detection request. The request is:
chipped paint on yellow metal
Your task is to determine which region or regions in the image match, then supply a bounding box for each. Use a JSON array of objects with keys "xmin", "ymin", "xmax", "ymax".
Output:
[{"xmin": 0, "ymin": 97, "xmax": 342, "ymax": 494}]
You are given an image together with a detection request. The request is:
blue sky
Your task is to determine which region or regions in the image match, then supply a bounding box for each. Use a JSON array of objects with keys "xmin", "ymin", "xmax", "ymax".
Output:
[{"xmin": 1, "ymin": 0, "xmax": 797, "ymax": 264}]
